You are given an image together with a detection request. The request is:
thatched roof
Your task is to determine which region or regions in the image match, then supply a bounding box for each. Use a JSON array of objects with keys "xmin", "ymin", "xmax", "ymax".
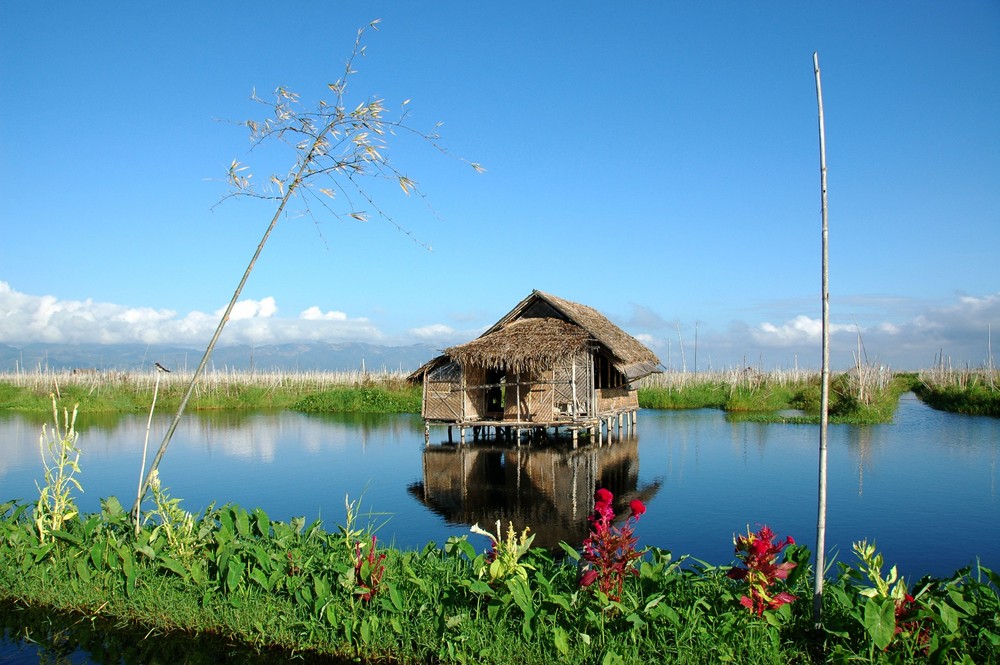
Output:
[
  {"xmin": 410, "ymin": 290, "xmax": 661, "ymax": 382},
  {"xmin": 444, "ymin": 317, "xmax": 591, "ymax": 375},
  {"xmin": 495, "ymin": 291, "xmax": 662, "ymax": 380}
]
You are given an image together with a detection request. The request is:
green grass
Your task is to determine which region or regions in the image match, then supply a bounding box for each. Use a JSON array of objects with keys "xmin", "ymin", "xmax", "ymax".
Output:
[{"xmin": 638, "ymin": 382, "xmax": 730, "ymax": 409}]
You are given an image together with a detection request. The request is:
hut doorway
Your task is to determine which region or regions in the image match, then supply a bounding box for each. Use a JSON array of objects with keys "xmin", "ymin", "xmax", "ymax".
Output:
[{"xmin": 485, "ymin": 368, "xmax": 505, "ymax": 418}]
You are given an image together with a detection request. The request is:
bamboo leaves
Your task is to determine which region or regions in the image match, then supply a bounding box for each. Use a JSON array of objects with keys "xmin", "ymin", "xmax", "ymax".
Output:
[{"xmin": 136, "ymin": 21, "xmax": 480, "ymax": 500}]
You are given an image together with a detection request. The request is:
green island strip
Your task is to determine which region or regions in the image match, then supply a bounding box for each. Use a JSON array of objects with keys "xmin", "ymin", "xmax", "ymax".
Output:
[{"xmin": 1, "ymin": 366, "xmax": 997, "ymax": 422}]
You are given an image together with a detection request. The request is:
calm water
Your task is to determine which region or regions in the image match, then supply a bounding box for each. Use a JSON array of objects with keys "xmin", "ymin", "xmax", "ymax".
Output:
[
  {"xmin": 1, "ymin": 395, "xmax": 998, "ymax": 661},
  {"xmin": 2, "ymin": 397, "xmax": 997, "ymax": 576}
]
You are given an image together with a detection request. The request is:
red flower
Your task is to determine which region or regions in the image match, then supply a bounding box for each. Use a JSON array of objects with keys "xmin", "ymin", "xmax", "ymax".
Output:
[
  {"xmin": 728, "ymin": 525, "xmax": 797, "ymax": 616},
  {"xmin": 629, "ymin": 499, "xmax": 646, "ymax": 518},
  {"xmin": 579, "ymin": 488, "xmax": 646, "ymax": 602},
  {"xmin": 591, "ymin": 488, "xmax": 615, "ymax": 525}
]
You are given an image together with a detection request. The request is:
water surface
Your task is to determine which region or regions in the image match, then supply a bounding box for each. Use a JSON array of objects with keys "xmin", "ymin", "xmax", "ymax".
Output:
[{"xmin": 2, "ymin": 395, "xmax": 996, "ymax": 580}]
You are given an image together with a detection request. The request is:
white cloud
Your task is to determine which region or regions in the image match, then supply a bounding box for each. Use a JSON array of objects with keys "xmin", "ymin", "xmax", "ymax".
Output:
[
  {"xmin": 644, "ymin": 292, "xmax": 1000, "ymax": 371},
  {"xmin": 406, "ymin": 323, "xmax": 485, "ymax": 348},
  {"xmin": 751, "ymin": 315, "xmax": 854, "ymax": 346},
  {"xmin": 300, "ymin": 306, "xmax": 348, "ymax": 321},
  {"xmin": 624, "ymin": 303, "xmax": 668, "ymax": 330},
  {"xmin": 2, "ymin": 282, "xmax": 996, "ymax": 371},
  {"xmin": 409, "ymin": 323, "xmax": 456, "ymax": 340},
  {"xmin": 634, "ymin": 333, "xmax": 656, "ymax": 346},
  {"xmin": 0, "ymin": 282, "xmax": 381, "ymax": 347},
  {"xmin": 225, "ymin": 297, "xmax": 277, "ymax": 320}
]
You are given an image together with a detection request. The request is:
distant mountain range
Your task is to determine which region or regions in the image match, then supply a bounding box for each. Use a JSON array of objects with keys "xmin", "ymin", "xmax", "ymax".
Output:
[{"xmin": 0, "ymin": 341, "xmax": 441, "ymax": 374}]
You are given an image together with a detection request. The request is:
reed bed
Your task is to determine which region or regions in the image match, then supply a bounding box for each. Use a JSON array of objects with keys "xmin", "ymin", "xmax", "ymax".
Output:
[
  {"xmin": 917, "ymin": 365, "xmax": 999, "ymax": 392},
  {"xmin": 0, "ymin": 368, "xmax": 415, "ymax": 413},
  {"xmin": 915, "ymin": 364, "xmax": 1000, "ymax": 417},
  {"xmin": 640, "ymin": 367, "xmax": 819, "ymax": 391},
  {"xmin": 3, "ymin": 367, "xmax": 410, "ymax": 390},
  {"xmin": 637, "ymin": 365, "xmax": 911, "ymax": 423}
]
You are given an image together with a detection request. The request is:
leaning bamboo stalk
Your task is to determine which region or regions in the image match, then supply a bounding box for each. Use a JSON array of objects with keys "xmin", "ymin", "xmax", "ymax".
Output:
[
  {"xmin": 132, "ymin": 125, "xmax": 333, "ymax": 516},
  {"xmin": 135, "ymin": 369, "xmax": 162, "ymax": 536}
]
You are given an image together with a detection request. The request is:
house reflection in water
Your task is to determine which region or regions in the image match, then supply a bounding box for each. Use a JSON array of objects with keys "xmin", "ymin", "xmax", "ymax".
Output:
[{"xmin": 407, "ymin": 435, "xmax": 661, "ymax": 550}]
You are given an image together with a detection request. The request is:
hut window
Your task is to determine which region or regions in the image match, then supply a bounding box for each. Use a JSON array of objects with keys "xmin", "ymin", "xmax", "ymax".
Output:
[{"xmin": 593, "ymin": 355, "xmax": 624, "ymax": 389}]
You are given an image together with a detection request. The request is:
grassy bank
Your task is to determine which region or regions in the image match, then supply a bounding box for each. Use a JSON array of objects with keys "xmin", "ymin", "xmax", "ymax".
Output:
[
  {"xmin": 0, "ymin": 369, "xmax": 420, "ymax": 414},
  {"xmin": 913, "ymin": 367, "xmax": 1000, "ymax": 417},
  {"xmin": 637, "ymin": 367, "xmax": 914, "ymax": 424}
]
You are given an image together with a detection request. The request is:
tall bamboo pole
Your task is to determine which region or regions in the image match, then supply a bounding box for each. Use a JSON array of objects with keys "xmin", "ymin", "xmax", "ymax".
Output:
[{"xmin": 812, "ymin": 51, "xmax": 831, "ymax": 627}]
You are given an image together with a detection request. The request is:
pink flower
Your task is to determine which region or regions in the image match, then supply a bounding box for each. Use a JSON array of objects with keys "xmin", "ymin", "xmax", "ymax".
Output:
[{"xmin": 594, "ymin": 488, "xmax": 613, "ymax": 504}]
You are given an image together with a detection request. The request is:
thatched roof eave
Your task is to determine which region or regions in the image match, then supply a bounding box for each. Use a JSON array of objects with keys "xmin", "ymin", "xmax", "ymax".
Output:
[{"xmin": 445, "ymin": 317, "xmax": 591, "ymax": 375}]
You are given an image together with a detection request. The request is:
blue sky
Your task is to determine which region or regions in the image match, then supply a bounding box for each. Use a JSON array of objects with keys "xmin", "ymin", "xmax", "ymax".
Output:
[{"xmin": 1, "ymin": 1, "xmax": 997, "ymax": 371}]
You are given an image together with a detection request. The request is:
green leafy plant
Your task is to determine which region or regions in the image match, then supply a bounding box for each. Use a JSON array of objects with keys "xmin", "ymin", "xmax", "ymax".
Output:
[
  {"xmin": 353, "ymin": 535, "xmax": 386, "ymax": 602},
  {"xmin": 470, "ymin": 520, "xmax": 536, "ymax": 585},
  {"xmin": 143, "ymin": 470, "xmax": 201, "ymax": 563},
  {"xmin": 337, "ymin": 495, "xmax": 389, "ymax": 602},
  {"xmin": 34, "ymin": 396, "xmax": 82, "ymax": 543},
  {"xmin": 851, "ymin": 539, "xmax": 930, "ymax": 651}
]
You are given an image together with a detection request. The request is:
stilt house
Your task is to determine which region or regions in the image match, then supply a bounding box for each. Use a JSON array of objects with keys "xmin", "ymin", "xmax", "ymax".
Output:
[{"xmin": 409, "ymin": 290, "xmax": 662, "ymax": 438}]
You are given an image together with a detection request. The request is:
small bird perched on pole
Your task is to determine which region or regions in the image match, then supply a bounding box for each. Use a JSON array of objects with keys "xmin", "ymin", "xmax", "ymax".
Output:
[{"xmin": 154, "ymin": 362, "xmax": 171, "ymax": 373}]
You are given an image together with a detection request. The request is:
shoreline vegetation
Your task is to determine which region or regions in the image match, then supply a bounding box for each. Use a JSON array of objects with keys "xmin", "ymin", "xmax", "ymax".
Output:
[
  {"xmin": 2, "ymin": 490, "xmax": 997, "ymax": 664},
  {"xmin": 1, "ymin": 365, "xmax": 997, "ymax": 420}
]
